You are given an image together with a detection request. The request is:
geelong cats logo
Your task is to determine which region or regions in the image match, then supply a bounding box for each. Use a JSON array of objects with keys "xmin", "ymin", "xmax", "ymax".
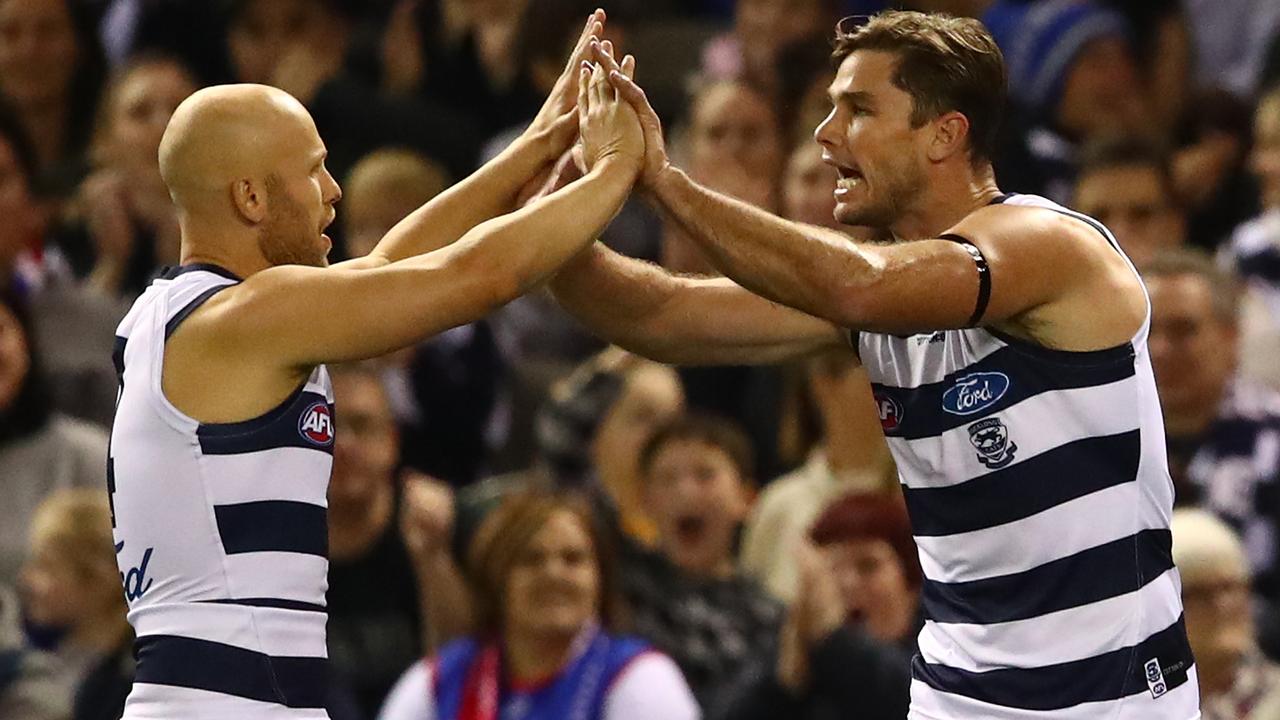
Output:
[{"xmin": 967, "ymin": 417, "xmax": 1017, "ymax": 469}]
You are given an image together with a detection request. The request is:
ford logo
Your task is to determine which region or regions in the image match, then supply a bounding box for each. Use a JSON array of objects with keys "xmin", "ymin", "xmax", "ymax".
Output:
[{"xmin": 942, "ymin": 372, "xmax": 1010, "ymax": 416}]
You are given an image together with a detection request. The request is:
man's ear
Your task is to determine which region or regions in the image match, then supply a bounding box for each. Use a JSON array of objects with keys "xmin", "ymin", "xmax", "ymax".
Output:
[
  {"xmin": 230, "ymin": 177, "xmax": 268, "ymax": 224},
  {"xmin": 928, "ymin": 111, "xmax": 971, "ymax": 163}
]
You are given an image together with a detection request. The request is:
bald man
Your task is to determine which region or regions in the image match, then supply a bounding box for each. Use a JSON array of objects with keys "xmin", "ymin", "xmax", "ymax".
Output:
[{"xmin": 105, "ymin": 12, "xmax": 643, "ymax": 719}]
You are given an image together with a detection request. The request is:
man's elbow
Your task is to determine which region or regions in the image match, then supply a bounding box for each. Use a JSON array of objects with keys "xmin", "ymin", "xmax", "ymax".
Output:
[
  {"xmin": 827, "ymin": 277, "xmax": 883, "ymax": 330},
  {"xmin": 444, "ymin": 243, "xmax": 524, "ymax": 316}
]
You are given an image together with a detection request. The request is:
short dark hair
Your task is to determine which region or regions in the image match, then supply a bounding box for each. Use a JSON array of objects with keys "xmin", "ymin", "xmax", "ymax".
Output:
[
  {"xmin": 1077, "ymin": 135, "xmax": 1178, "ymax": 203},
  {"xmin": 831, "ymin": 11, "xmax": 1007, "ymax": 164},
  {"xmin": 638, "ymin": 412, "xmax": 756, "ymax": 485},
  {"xmin": 1138, "ymin": 248, "xmax": 1242, "ymax": 325}
]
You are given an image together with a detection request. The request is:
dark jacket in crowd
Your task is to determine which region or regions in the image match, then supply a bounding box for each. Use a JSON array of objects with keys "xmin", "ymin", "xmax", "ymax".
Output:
[{"xmin": 712, "ymin": 622, "xmax": 917, "ymax": 720}]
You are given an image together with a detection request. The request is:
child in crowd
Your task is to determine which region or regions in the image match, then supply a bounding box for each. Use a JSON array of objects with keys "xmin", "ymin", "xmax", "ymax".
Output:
[
  {"xmin": 621, "ymin": 413, "xmax": 782, "ymax": 711},
  {"xmin": 20, "ymin": 488, "xmax": 133, "ymax": 720}
]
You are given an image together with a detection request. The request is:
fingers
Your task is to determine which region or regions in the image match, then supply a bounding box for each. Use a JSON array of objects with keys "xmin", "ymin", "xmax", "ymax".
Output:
[
  {"xmin": 607, "ymin": 68, "xmax": 648, "ymax": 110},
  {"xmin": 591, "ymin": 39, "xmax": 624, "ymax": 77},
  {"xmin": 591, "ymin": 61, "xmax": 609, "ymax": 108},
  {"xmin": 567, "ymin": 10, "xmax": 606, "ymax": 73},
  {"xmin": 577, "ymin": 62, "xmax": 591, "ymax": 119},
  {"xmin": 621, "ymin": 54, "xmax": 636, "ymax": 80}
]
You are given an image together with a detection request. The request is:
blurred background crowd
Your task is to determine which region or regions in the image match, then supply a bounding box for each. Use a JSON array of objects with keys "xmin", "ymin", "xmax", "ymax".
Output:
[{"xmin": 3, "ymin": 0, "xmax": 1280, "ymax": 718}]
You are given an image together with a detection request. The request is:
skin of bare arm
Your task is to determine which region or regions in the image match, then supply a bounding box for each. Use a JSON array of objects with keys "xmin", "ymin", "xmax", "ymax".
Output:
[
  {"xmin": 552, "ymin": 243, "xmax": 848, "ymax": 365},
  {"xmin": 592, "ymin": 43, "xmax": 1147, "ymax": 351},
  {"xmin": 345, "ymin": 11, "xmax": 610, "ymax": 267},
  {"xmin": 545, "ymin": 46, "xmax": 849, "ymax": 367},
  {"xmin": 163, "ymin": 58, "xmax": 644, "ymax": 423}
]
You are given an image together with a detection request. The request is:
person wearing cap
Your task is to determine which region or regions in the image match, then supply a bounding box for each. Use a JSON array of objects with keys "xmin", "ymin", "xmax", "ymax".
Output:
[{"xmin": 983, "ymin": 0, "xmax": 1151, "ymax": 202}]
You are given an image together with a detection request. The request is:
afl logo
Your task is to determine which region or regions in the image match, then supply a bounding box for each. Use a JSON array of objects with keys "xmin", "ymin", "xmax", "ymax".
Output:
[
  {"xmin": 874, "ymin": 392, "xmax": 903, "ymax": 431},
  {"xmin": 299, "ymin": 402, "xmax": 334, "ymax": 446}
]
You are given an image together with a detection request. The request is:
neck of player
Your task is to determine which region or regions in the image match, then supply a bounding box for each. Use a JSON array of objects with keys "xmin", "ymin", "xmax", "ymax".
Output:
[{"xmin": 888, "ymin": 166, "xmax": 1002, "ymax": 242}]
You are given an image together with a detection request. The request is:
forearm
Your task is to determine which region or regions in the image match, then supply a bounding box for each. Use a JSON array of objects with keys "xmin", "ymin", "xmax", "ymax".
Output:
[
  {"xmin": 454, "ymin": 159, "xmax": 635, "ymax": 299},
  {"xmin": 550, "ymin": 244, "xmax": 690, "ymax": 362},
  {"xmin": 371, "ymin": 129, "xmax": 560, "ymax": 263},
  {"xmin": 413, "ymin": 548, "xmax": 472, "ymax": 652},
  {"xmin": 241, "ymin": 163, "xmax": 632, "ymax": 367},
  {"xmin": 649, "ymin": 166, "xmax": 877, "ymax": 323},
  {"xmin": 553, "ymin": 243, "xmax": 848, "ymax": 366}
]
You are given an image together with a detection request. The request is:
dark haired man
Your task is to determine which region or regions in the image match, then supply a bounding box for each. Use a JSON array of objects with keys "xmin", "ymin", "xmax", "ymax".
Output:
[
  {"xmin": 1072, "ymin": 136, "xmax": 1187, "ymax": 266},
  {"xmin": 551, "ymin": 11, "xmax": 1199, "ymax": 718}
]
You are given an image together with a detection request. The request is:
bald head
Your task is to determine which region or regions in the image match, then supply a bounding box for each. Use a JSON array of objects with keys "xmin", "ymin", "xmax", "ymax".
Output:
[{"xmin": 159, "ymin": 84, "xmax": 319, "ymax": 215}]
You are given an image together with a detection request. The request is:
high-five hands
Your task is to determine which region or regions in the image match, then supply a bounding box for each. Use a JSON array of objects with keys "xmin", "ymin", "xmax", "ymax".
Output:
[
  {"xmin": 576, "ymin": 46, "xmax": 644, "ymax": 176},
  {"xmin": 521, "ymin": 34, "xmax": 657, "ymax": 207},
  {"xmin": 589, "ymin": 40, "xmax": 671, "ymax": 187},
  {"xmin": 513, "ymin": 10, "xmax": 607, "ymax": 206}
]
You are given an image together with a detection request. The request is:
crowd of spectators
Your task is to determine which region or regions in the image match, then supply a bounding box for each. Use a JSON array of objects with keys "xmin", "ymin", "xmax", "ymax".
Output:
[{"xmin": 4, "ymin": 0, "xmax": 1280, "ymax": 718}]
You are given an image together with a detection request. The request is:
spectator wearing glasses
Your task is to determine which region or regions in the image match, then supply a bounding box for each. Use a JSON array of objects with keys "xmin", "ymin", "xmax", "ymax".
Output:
[{"xmin": 1173, "ymin": 509, "xmax": 1280, "ymax": 719}]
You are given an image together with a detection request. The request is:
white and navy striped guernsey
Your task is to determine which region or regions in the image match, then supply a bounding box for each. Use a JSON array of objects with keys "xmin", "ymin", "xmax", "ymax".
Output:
[
  {"xmin": 859, "ymin": 194, "xmax": 1201, "ymax": 719},
  {"xmin": 109, "ymin": 264, "xmax": 335, "ymax": 719}
]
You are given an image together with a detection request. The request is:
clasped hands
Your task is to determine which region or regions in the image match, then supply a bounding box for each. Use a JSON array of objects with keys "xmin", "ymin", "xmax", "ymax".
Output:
[{"xmin": 520, "ymin": 10, "xmax": 672, "ymax": 204}]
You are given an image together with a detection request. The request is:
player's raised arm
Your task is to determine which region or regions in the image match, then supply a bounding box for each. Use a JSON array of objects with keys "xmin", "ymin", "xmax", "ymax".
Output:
[
  {"xmin": 593, "ymin": 41, "xmax": 1144, "ymax": 348},
  {"xmin": 551, "ymin": 243, "xmax": 847, "ymax": 365},
  {"xmin": 544, "ymin": 48, "xmax": 847, "ymax": 366},
  {"xmin": 348, "ymin": 11, "xmax": 608, "ymax": 266},
  {"xmin": 210, "ymin": 62, "xmax": 645, "ymax": 369}
]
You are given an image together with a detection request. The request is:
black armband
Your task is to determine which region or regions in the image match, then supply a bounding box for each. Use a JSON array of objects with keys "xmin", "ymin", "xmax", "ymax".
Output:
[{"xmin": 940, "ymin": 233, "xmax": 990, "ymax": 327}]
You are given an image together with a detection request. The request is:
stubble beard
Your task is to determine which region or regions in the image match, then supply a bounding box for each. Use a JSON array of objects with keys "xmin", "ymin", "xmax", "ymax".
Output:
[
  {"xmin": 258, "ymin": 178, "xmax": 327, "ymax": 268},
  {"xmin": 836, "ymin": 160, "xmax": 926, "ymax": 235}
]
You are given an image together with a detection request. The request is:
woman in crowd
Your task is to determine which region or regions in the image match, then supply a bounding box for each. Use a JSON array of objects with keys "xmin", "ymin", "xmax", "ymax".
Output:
[
  {"xmin": 0, "ymin": 0, "xmax": 104, "ymax": 196},
  {"xmin": 715, "ymin": 492, "xmax": 920, "ymax": 720},
  {"xmin": 56, "ymin": 54, "xmax": 197, "ymax": 298},
  {"xmin": 379, "ymin": 490, "xmax": 699, "ymax": 720},
  {"xmin": 20, "ymin": 488, "xmax": 133, "ymax": 720},
  {"xmin": 0, "ymin": 291, "xmax": 107, "ymax": 588},
  {"xmin": 699, "ymin": 0, "xmax": 837, "ymax": 97}
]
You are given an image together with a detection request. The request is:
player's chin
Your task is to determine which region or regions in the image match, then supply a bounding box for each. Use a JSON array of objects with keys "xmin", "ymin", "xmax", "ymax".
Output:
[{"xmin": 832, "ymin": 202, "xmax": 865, "ymax": 227}]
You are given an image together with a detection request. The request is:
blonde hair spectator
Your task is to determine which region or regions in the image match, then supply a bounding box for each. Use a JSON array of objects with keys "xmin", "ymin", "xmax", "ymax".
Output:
[
  {"xmin": 1172, "ymin": 509, "xmax": 1280, "ymax": 719},
  {"xmin": 342, "ymin": 149, "xmax": 450, "ymax": 259}
]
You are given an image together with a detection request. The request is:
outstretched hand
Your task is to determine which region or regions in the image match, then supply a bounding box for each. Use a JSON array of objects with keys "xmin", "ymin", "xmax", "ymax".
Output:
[
  {"xmin": 528, "ymin": 9, "xmax": 606, "ymax": 139},
  {"xmin": 590, "ymin": 40, "xmax": 670, "ymax": 187},
  {"xmin": 577, "ymin": 52, "xmax": 644, "ymax": 174}
]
